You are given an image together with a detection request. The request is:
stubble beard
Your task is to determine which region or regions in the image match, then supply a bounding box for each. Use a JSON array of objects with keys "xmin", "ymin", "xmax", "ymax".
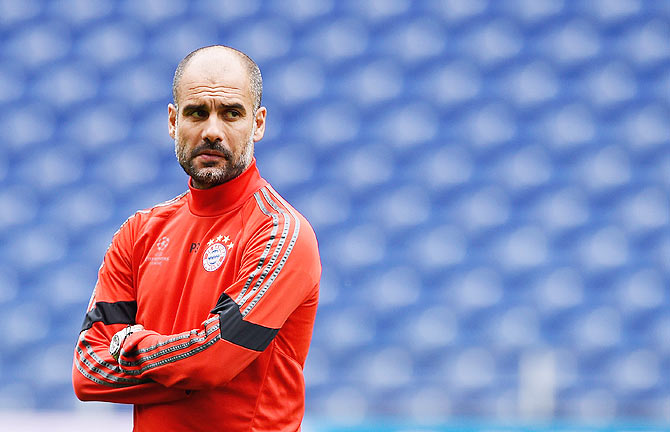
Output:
[{"xmin": 175, "ymin": 126, "xmax": 255, "ymax": 189}]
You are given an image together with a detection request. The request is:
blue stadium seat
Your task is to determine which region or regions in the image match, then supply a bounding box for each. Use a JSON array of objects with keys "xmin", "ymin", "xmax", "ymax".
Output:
[
  {"xmin": 119, "ymin": 0, "xmax": 187, "ymax": 25},
  {"xmin": 62, "ymin": 102, "xmax": 132, "ymax": 153},
  {"xmin": 76, "ymin": 21, "xmax": 144, "ymax": 67},
  {"xmin": 0, "ymin": 185, "xmax": 40, "ymax": 233},
  {"xmin": 105, "ymin": 60, "xmax": 172, "ymax": 106},
  {"xmin": 0, "ymin": 265, "xmax": 19, "ymax": 305},
  {"xmin": 269, "ymin": 0, "xmax": 334, "ymax": 23},
  {"xmin": 271, "ymin": 59, "xmax": 328, "ymax": 110},
  {"xmin": 0, "ymin": 64, "xmax": 27, "ymax": 104},
  {"xmin": 19, "ymin": 146, "xmax": 84, "ymax": 193},
  {"xmin": 0, "ymin": 103, "xmax": 57, "ymax": 153},
  {"xmin": 338, "ymin": 58, "xmax": 404, "ymax": 106},
  {"xmin": 0, "ymin": 0, "xmax": 42, "ymax": 26},
  {"xmin": 342, "ymin": 0, "xmax": 410, "ymax": 23},
  {"xmin": 622, "ymin": 104, "xmax": 670, "ymax": 153},
  {"xmin": 31, "ymin": 62, "xmax": 100, "ymax": 109},
  {"xmin": 4, "ymin": 21, "xmax": 72, "ymax": 68},
  {"xmin": 46, "ymin": 0, "xmax": 115, "ymax": 26},
  {"xmin": 229, "ymin": 18, "xmax": 294, "ymax": 63}
]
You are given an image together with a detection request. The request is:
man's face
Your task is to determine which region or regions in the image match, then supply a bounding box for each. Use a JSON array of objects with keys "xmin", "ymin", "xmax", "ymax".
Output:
[{"xmin": 168, "ymin": 52, "xmax": 266, "ymax": 189}]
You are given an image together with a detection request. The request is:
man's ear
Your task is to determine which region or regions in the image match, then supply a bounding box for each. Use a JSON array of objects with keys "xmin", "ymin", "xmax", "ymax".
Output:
[
  {"xmin": 253, "ymin": 107, "xmax": 267, "ymax": 142},
  {"xmin": 168, "ymin": 103, "xmax": 177, "ymax": 139}
]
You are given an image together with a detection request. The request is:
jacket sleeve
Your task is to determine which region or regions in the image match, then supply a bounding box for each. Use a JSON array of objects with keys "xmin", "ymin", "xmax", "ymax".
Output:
[
  {"xmin": 72, "ymin": 214, "xmax": 188, "ymax": 404},
  {"xmin": 117, "ymin": 191, "xmax": 321, "ymax": 390}
]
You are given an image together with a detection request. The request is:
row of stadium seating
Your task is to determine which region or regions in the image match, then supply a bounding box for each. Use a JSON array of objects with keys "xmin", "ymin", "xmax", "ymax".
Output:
[{"xmin": 0, "ymin": 0, "xmax": 668, "ymax": 423}]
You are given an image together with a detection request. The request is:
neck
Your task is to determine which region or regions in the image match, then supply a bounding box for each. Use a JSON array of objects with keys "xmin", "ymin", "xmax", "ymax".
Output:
[{"xmin": 186, "ymin": 159, "xmax": 267, "ymax": 216}]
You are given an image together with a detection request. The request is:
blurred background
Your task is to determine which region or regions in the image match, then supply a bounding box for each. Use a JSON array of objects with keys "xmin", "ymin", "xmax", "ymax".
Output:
[{"xmin": 0, "ymin": 0, "xmax": 668, "ymax": 430}]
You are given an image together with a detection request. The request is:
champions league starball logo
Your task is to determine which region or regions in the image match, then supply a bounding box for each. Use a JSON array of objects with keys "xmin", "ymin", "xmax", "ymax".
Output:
[
  {"xmin": 156, "ymin": 236, "xmax": 170, "ymax": 252},
  {"xmin": 202, "ymin": 234, "xmax": 234, "ymax": 272}
]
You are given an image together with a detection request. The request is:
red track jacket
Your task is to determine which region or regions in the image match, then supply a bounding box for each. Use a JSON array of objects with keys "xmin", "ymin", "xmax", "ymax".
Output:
[{"xmin": 73, "ymin": 161, "xmax": 321, "ymax": 431}]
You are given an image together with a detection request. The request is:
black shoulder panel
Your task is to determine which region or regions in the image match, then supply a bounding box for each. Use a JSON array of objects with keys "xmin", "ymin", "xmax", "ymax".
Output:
[
  {"xmin": 211, "ymin": 293, "xmax": 278, "ymax": 352},
  {"xmin": 81, "ymin": 301, "xmax": 138, "ymax": 331}
]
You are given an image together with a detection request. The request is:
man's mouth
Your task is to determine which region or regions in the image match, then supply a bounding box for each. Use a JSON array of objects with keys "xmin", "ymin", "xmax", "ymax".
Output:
[
  {"xmin": 195, "ymin": 149, "xmax": 228, "ymax": 162},
  {"xmin": 199, "ymin": 149, "xmax": 224, "ymax": 156}
]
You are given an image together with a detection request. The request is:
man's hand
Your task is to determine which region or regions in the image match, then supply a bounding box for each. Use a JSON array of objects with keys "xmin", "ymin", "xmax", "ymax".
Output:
[{"xmin": 109, "ymin": 324, "xmax": 145, "ymax": 361}]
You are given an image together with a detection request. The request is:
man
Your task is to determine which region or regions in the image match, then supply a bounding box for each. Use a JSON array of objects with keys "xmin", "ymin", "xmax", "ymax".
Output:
[{"xmin": 72, "ymin": 45, "xmax": 321, "ymax": 432}]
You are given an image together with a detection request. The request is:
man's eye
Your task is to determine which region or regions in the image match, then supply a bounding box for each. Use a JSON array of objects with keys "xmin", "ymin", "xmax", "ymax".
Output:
[
  {"xmin": 191, "ymin": 110, "xmax": 207, "ymax": 118},
  {"xmin": 226, "ymin": 110, "xmax": 240, "ymax": 119}
]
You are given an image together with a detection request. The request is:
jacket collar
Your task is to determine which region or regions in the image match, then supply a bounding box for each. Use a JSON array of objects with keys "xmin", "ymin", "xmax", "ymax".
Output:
[{"xmin": 187, "ymin": 159, "xmax": 267, "ymax": 216}]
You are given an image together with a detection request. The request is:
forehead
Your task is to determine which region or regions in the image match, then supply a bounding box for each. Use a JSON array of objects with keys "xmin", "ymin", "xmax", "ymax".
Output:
[{"xmin": 177, "ymin": 53, "xmax": 252, "ymax": 105}]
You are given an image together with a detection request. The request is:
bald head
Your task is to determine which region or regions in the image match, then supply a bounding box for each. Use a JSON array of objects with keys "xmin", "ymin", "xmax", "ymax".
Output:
[{"xmin": 172, "ymin": 45, "xmax": 263, "ymax": 111}]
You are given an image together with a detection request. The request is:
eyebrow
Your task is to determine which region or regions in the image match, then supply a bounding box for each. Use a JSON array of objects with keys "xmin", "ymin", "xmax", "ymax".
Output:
[{"xmin": 182, "ymin": 103, "xmax": 247, "ymax": 115}]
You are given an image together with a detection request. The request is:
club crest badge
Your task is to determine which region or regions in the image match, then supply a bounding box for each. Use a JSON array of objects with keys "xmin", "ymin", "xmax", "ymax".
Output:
[{"xmin": 202, "ymin": 234, "xmax": 234, "ymax": 272}]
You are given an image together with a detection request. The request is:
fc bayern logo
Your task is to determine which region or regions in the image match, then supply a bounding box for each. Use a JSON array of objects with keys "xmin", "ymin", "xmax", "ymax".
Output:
[{"xmin": 202, "ymin": 243, "xmax": 227, "ymax": 272}]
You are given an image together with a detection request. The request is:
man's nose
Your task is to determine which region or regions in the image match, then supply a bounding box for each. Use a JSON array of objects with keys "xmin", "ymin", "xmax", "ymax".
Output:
[{"xmin": 201, "ymin": 116, "xmax": 225, "ymax": 143}]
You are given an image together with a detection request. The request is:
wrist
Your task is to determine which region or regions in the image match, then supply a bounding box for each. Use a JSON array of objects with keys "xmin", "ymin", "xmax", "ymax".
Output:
[{"xmin": 109, "ymin": 324, "xmax": 144, "ymax": 361}]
